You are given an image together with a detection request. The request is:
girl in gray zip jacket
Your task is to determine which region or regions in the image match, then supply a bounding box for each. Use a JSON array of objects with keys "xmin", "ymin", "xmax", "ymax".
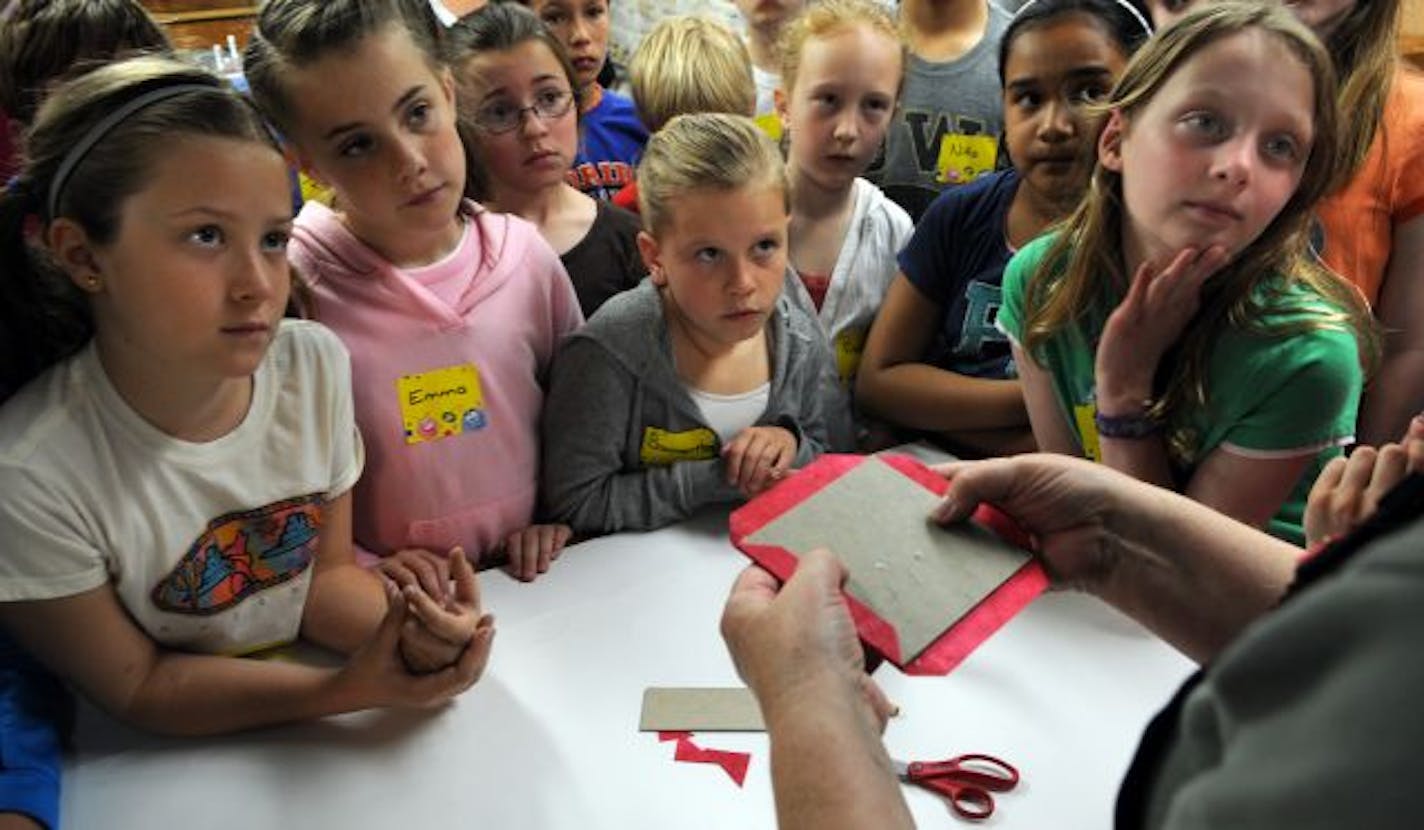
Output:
[
  {"xmin": 539, "ymin": 114, "xmax": 840, "ymax": 534},
  {"xmin": 540, "ymin": 276, "xmax": 837, "ymax": 533}
]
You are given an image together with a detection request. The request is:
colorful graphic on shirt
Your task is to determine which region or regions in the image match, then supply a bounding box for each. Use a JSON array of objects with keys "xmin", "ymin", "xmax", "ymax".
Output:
[
  {"xmin": 397, "ymin": 363, "xmax": 488, "ymax": 445},
  {"xmin": 566, "ymin": 161, "xmax": 636, "ymax": 197},
  {"xmin": 640, "ymin": 426, "xmax": 719, "ymax": 466},
  {"xmin": 955, "ymin": 281, "xmax": 1007, "ymax": 357},
  {"xmin": 151, "ymin": 494, "xmax": 323, "ymax": 615}
]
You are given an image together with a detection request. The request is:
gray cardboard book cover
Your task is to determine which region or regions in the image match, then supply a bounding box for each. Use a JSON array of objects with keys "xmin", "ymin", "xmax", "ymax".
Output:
[{"xmin": 742, "ymin": 456, "xmax": 1032, "ymax": 662}]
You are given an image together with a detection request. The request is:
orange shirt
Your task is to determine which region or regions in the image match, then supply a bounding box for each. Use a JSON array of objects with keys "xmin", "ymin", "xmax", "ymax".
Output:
[{"xmin": 1315, "ymin": 66, "xmax": 1424, "ymax": 307}]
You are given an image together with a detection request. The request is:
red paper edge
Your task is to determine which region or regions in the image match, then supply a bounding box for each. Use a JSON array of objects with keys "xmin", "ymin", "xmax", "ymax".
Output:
[
  {"xmin": 729, "ymin": 453, "xmax": 1047, "ymax": 675},
  {"xmin": 731, "ymin": 454, "xmax": 907, "ymax": 664}
]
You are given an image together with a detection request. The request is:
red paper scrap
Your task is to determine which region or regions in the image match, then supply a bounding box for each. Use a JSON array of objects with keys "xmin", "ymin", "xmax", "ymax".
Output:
[{"xmin": 655, "ymin": 731, "xmax": 751, "ymax": 786}]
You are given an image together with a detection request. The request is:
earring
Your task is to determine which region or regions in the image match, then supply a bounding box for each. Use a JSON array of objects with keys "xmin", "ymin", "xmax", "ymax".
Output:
[{"xmin": 85, "ymin": 275, "xmax": 102, "ymax": 291}]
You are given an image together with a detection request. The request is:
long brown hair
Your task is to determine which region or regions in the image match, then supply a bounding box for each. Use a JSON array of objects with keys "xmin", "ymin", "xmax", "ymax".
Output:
[
  {"xmin": 1322, "ymin": 0, "xmax": 1401, "ymax": 181},
  {"xmin": 0, "ymin": 0, "xmax": 170, "ymax": 127},
  {"xmin": 1021, "ymin": 2, "xmax": 1377, "ymax": 464}
]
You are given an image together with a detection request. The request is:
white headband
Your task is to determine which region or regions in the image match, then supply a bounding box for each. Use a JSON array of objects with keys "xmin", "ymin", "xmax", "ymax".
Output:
[{"xmin": 1013, "ymin": 0, "xmax": 1155, "ymax": 39}]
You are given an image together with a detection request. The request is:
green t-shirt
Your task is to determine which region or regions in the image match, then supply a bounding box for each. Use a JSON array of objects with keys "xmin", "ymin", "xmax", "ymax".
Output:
[{"xmin": 998, "ymin": 233, "xmax": 1363, "ymax": 544}]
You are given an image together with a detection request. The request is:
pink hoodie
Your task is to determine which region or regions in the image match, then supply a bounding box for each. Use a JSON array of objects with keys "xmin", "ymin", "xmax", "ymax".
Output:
[{"xmin": 290, "ymin": 201, "xmax": 583, "ymax": 559}]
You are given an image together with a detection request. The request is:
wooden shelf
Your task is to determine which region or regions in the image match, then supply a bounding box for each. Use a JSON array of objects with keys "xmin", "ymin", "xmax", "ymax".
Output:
[
  {"xmin": 141, "ymin": 2, "xmax": 256, "ymax": 50},
  {"xmin": 1402, "ymin": 35, "xmax": 1424, "ymax": 70}
]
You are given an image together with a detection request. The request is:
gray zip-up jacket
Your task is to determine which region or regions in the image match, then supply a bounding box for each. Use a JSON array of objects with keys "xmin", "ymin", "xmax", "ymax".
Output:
[{"xmin": 540, "ymin": 277, "xmax": 837, "ymax": 534}]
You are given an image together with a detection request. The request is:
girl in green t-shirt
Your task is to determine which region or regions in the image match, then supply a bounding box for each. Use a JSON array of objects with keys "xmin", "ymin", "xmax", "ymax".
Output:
[{"xmin": 998, "ymin": 3, "xmax": 1377, "ymax": 544}]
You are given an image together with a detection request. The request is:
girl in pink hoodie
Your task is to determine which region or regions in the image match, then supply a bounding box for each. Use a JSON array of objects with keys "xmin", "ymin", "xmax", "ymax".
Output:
[{"xmin": 245, "ymin": 0, "xmax": 584, "ymax": 584}]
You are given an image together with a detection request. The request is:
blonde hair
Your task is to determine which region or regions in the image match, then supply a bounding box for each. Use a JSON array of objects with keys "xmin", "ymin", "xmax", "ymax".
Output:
[
  {"xmin": 1322, "ymin": 0, "xmax": 1401, "ymax": 180},
  {"xmin": 1020, "ymin": 2, "xmax": 1377, "ymax": 465},
  {"xmin": 629, "ymin": 16, "xmax": 755, "ymax": 131},
  {"xmin": 777, "ymin": 0, "xmax": 905, "ymax": 96},
  {"xmin": 636, "ymin": 112, "xmax": 787, "ymax": 235}
]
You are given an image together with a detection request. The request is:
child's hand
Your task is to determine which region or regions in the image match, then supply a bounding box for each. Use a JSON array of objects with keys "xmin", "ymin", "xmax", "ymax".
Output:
[
  {"xmin": 502, "ymin": 523, "xmax": 573, "ymax": 582},
  {"xmin": 723, "ymin": 425, "xmax": 797, "ymax": 497},
  {"xmin": 1304, "ymin": 416, "xmax": 1424, "ymax": 547},
  {"xmin": 334, "ymin": 580, "xmax": 494, "ymax": 709},
  {"xmin": 1094, "ymin": 245, "xmax": 1229, "ymax": 414},
  {"xmin": 397, "ymin": 549, "xmax": 486, "ymax": 674},
  {"xmin": 376, "ymin": 547, "xmax": 454, "ymax": 604}
]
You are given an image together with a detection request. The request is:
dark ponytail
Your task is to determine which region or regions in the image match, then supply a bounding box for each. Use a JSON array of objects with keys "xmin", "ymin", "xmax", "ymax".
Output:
[{"xmin": 0, "ymin": 175, "xmax": 91, "ymax": 402}]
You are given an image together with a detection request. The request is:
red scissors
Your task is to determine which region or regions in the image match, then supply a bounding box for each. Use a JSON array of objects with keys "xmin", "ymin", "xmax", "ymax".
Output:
[{"xmin": 892, "ymin": 753, "xmax": 1020, "ymax": 821}]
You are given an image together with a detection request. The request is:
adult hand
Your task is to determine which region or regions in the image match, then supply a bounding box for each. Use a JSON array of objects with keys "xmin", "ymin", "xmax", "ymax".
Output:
[
  {"xmin": 721, "ymin": 549, "xmax": 895, "ymax": 731},
  {"xmin": 1094, "ymin": 245, "xmax": 1228, "ymax": 414},
  {"xmin": 375, "ymin": 547, "xmax": 453, "ymax": 604},
  {"xmin": 723, "ymin": 425, "xmax": 797, "ymax": 496},
  {"xmin": 502, "ymin": 523, "xmax": 574, "ymax": 582},
  {"xmin": 930, "ymin": 454, "xmax": 1128, "ymax": 591},
  {"xmin": 1305, "ymin": 416, "xmax": 1424, "ymax": 547},
  {"xmin": 333, "ymin": 579, "xmax": 494, "ymax": 709},
  {"xmin": 397, "ymin": 549, "xmax": 488, "ymax": 674}
]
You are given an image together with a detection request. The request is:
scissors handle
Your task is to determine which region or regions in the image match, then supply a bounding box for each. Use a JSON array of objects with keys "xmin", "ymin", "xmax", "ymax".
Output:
[
  {"xmin": 913, "ymin": 776, "xmax": 996, "ymax": 820},
  {"xmin": 908, "ymin": 754, "xmax": 1019, "ymax": 791}
]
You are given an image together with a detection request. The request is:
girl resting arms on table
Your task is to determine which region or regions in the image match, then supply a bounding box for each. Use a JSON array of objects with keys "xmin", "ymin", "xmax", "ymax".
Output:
[
  {"xmin": 996, "ymin": 0, "xmax": 1377, "ymax": 544},
  {"xmin": 0, "ymin": 58, "xmax": 491, "ymax": 741}
]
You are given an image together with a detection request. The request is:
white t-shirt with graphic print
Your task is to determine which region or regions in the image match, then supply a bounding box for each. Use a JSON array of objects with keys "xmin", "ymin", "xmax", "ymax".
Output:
[{"xmin": 0, "ymin": 320, "xmax": 363, "ymax": 655}]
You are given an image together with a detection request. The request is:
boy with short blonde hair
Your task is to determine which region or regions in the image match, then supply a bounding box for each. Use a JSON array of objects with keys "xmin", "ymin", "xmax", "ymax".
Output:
[
  {"xmin": 629, "ymin": 15, "xmax": 756, "ymax": 131},
  {"xmin": 617, "ymin": 15, "xmax": 756, "ymax": 213}
]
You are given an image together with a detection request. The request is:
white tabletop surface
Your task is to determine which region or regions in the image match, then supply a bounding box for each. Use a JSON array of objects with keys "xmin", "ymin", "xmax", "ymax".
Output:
[{"xmin": 62, "ymin": 509, "xmax": 1194, "ymax": 829}]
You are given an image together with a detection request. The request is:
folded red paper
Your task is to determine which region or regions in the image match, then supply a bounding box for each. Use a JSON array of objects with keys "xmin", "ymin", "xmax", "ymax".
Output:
[
  {"xmin": 656, "ymin": 731, "xmax": 751, "ymax": 786},
  {"xmin": 729, "ymin": 453, "xmax": 1048, "ymax": 675}
]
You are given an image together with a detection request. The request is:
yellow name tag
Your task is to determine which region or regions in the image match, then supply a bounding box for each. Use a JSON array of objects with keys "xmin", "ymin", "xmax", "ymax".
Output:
[
  {"xmin": 936, "ymin": 133, "xmax": 998, "ymax": 186},
  {"xmin": 1073, "ymin": 402, "xmax": 1102, "ymax": 462},
  {"xmin": 396, "ymin": 364, "xmax": 487, "ymax": 445},
  {"xmin": 298, "ymin": 172, "xmax": 335, "ymax": 206},
  {"xmin": 640, "ymin": 426, "xmax": 719, "ymax": 466},
  {"xmin": 834, "ymin": 327, "xmax": 867, "ymax": 384},
  {"xmin": 754, "ymin": 112, "xmax": 784, "ymax": 143}
]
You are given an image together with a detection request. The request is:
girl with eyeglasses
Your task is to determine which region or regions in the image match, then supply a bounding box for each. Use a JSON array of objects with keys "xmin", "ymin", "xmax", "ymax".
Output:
[
  {"xmin": 244, "ymin": 0, "xmax": 584, "ymax": 585},
  {"xmin": 451, "ymin": 2, "xmax": 646, "ymax": 319}
]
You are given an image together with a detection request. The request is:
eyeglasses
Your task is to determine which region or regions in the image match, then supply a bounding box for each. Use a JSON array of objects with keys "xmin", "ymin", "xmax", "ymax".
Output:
[{"xmin": 473, "ymin": 89, "xmax": 575, "ymax": 134}]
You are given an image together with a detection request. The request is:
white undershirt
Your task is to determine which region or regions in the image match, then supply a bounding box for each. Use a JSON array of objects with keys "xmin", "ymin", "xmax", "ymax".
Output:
[{"xmin": 686, "ymin": 382, "xmax": 771, "ymax": 446}]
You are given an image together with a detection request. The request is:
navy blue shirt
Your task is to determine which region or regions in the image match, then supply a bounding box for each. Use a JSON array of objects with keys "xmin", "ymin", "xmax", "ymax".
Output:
[{"xmin": 897, "ymin": 168, "xmax": 1019, "ymax": 379}]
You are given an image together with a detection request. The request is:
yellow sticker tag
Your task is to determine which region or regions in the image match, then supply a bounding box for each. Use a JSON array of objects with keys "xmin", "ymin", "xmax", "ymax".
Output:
[
  {"xmin": 298, "ymin": 172, "xmax": 335, "ymax": 206},
  {"xmin": 834, "ymin": 327, "xmax": 867, "ymax": 384},
  {"xmin": 396, "ymin": 364, "xmax": 487, "ymax": 445},
  {"xmin": 1073, "ymin": 402, "xmax": 1102, "ymax": 462},
  {"xmin": 754, "ymin": 112, "xmax": 784, "ymax": 143},
  {"xmin": 640, "ymin": 426, "xmax": 719, "ymax": 466},
  {"xmin": 935, "ymin": 133, "xmax": 998, "ymax": 186}
]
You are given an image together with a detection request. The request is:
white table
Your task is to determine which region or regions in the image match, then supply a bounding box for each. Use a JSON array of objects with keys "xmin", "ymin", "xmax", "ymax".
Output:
[{"xmin": 62, "ymin": 509, "xmax": 1194, "ymax": 829}]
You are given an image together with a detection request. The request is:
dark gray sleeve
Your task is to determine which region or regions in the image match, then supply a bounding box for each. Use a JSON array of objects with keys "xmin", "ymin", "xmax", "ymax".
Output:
[
  {"xmin": 1146, "ymin": 523, "xmax": 1424, "ymax": 829},
  {"xmin": 541, "ymin": 338, "xmax": 740, "ymax": 534}
]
